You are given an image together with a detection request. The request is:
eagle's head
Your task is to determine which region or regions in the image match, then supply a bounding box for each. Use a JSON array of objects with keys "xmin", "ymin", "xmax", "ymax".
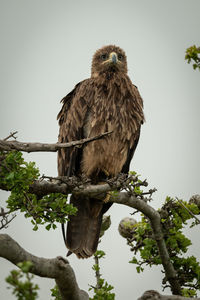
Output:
[{"xmin": 91, "ymin": 45, "xmax": 128, "ymax": 77}]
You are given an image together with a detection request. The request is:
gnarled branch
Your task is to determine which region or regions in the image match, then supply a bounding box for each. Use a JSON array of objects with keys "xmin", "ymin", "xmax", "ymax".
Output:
[
  {"xmin": 138, "ymin": 290, "xmax": 200, "ymax": 300},
  {"xmin": 0, "ymin": 175, "xmax": 181, "ymax": 295},
  {"xmin": 0, "ymin": 234, "xmax": 88, "ymax": 300},
  {"xmin": 110, "ymin": 192, "xmax": 181, "ymax": 295}
]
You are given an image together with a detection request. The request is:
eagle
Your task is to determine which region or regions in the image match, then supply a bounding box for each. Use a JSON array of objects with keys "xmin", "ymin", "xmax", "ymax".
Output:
[{"xmin": 57, "ymin": 45, "xmax": 144, "ymax": 258}]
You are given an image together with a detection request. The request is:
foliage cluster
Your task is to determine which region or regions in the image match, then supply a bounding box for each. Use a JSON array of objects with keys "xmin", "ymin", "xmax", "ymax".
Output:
[
  {"xmin": 127, "ymin": 196, "xmax": 200, "ymax": 297},
  {"xmin": 185, "ymin": 45, "xmax": 200, "ymax": 70},
  {"xmin": 6, "ymin": 261, "xmax": 39, "ymax": 300},
  {"xmin": 6, "ymin": 262, "xmax": 62, "ymax": 300},
  {"xmin": 0, "ymin": 151, "xmax": 77, "ymax": 231}
]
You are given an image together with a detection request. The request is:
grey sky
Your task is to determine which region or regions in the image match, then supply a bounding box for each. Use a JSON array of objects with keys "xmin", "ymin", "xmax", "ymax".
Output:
[{"xmin": 0, "ymin": 0, "xmax": 200, "ymax": 299}]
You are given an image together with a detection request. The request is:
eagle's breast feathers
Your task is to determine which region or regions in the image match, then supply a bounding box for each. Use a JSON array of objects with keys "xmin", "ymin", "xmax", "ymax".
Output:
[{"xmin": 58, "ymin": 73, "xmax": 144, "ymax": 178}]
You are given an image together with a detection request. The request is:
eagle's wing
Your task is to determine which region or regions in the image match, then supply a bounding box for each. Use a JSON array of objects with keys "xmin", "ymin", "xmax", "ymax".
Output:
[
  {"xmin": 57, "ymin": 79, "xmax": 90, "ymax": 177},
  {"xmin": 121, "ymin": 84, "xmax": 144, "ymax": 174},
  {"xmin": 57, "ymin": 79, "xmax": 106, "ymax": 258}
]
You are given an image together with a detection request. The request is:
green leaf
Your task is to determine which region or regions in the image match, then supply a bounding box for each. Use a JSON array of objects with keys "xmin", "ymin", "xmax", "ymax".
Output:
[{"xmin": 45, "ymin": 224, "xmax": 51, "ymax": 231}]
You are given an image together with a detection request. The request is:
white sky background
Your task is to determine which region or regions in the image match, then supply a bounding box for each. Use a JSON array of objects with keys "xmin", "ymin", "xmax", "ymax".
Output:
[{"xmin": 0, "ymin": 0, "xmax": 200, "ymax": 299}]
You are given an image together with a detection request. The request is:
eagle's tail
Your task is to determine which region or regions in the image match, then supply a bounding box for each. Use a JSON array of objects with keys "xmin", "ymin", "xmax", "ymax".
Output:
[{"xmin": 66, "ymin": 194, "xmax": 104, "ymax": 259}]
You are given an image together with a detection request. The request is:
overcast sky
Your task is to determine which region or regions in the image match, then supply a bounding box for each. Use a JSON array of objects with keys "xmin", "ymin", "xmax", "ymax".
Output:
[{"xmin": 0, "ymin": 0, "xmax": 200, "ymax": 299}]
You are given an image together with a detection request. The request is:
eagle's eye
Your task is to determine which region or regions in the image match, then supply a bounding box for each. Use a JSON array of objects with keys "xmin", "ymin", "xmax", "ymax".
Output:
[
  {"xmin": 100, "ymin": 54, "xmax": 108, "ymax": 60},
  {"xmin": 118, "ymin": 54, "xmax": 124, "ymax": 61}
]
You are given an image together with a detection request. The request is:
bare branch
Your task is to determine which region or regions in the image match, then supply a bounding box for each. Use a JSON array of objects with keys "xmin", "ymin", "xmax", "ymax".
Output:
[
  {"xmin": 0, "ymin": 131, "xmax": 112, "ymax": 152},
  {"xmin": 0, "ymin": 234, "xmax": 88, "ymax": 300},
  {"xmin": 0, "ymin": 207, "xmax": 11, "ymax": 216},
  {"xmin": 0, "ymin": 207, "xmax": 16, "ymax": 230},
  {"xmin": 4, "ymin": 131, "xmax": 18, "ymax": 141}
]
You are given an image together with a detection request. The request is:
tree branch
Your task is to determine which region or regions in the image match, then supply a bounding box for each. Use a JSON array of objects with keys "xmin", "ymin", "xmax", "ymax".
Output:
[
  {"xmin": 138, "ymin": 290, "xmax": 200, "ymax": 300},
  {"xmin": 28, "ymin": 178, "xmax": 182, "ymax": 294},
  {"xmin": 0, "ymin": 172, "xmax": 192, "ymax": 296},
  {"xmin": 28, "ymin": 174, "xmax": 148, "ymax": 198},
  {"xmin": 29, "ymin": 178, "xmax": 115, "ymax": 197},
  {"xmin": 3, "ymin": 131, "xmax": 18, "ymax": 141},
  {"xmin": 0, "ymin": 234, "xmax": 88, "ymax": 300},
  {"xmin": 94, "ymin": 255, "xmax": 101, "ymax": 289},
  {"xmin": 0, "ymin": 131, "xmax": 112, "ymax": 152},
  {"xmin": 177, "ymin": 198, "xmax": 200, "ymax": 224},
  {"xmin": 110, "ymin": 192, "xmax": 182, "ymax": 295}
]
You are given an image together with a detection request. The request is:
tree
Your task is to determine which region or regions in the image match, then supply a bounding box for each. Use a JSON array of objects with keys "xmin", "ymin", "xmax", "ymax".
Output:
[{"xmin": 0, "ymin": 133, "xmax": 200, "ymax": 300}]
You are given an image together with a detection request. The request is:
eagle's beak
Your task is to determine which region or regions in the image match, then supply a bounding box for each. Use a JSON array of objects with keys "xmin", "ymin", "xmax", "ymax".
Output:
[{"xmin": 109, "ymin": 52, "xmax": 118, "ymax": 64}]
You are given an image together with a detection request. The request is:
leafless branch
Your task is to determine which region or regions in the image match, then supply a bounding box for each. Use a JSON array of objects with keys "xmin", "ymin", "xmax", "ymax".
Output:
[
  {"xmin": 3, "ymin": 131, "xmax": 18, "ymax": 141},
  {"xmin": 0, "ymin": 131, "xmax": 112, "ymax": 152},
  {"xmin": 0, "ymin": 234, "xmax": 89, "ymax": 300},
  {"xmin": 0, "ymin": 207, "xmax": 16, "ymax": 230}
]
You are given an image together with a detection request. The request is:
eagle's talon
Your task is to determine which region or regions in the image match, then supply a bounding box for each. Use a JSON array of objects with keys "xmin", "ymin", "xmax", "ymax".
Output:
[{"xmin": 104, "ymin": 192, "xmax": 111, "ymax": 203}]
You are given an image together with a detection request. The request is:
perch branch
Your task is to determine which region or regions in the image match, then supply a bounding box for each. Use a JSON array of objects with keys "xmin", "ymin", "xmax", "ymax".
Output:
[
  {"xmin": 0, "ymin": 234, "xmax": 88, "ymax": 300},
  {"xmin": 0, "ymin": 131, "xmax": 112, "ymax": 152},
  {"xmin": 0, "ymin": 173, "xmax": 184, "ymax": 295}
]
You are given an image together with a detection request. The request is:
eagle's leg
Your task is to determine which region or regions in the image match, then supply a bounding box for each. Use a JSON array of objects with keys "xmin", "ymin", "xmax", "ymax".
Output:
[{"xmin": 99, "ymin": 168, "xmax": 111, "ymax": 203}]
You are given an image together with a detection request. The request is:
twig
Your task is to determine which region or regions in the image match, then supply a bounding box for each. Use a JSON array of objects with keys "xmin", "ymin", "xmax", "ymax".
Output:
[
  {"xmin": 0, "ymin": 207, "xmax": 11, "ymax": 217},
  {"xmin": 4, "ymin": 131, "xmax": 18, "ymax": 141},
  {"xmin": 176, "ymin": 198, "xmax": 200, "ymax": 224},
  {"xmin": 94, "ymin": 255, "xmax": 101, "ymax": 289},
  {"xmin": 0, "ymin": 131, "xmax": 113, "ymax": 152},
  {"xmin": 0, "ymin": 208, "xmax": 16, "ymax": 230}
]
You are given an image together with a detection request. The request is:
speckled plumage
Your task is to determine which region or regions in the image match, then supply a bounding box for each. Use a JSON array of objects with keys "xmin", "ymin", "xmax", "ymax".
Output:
[{"xmin": 57, "ymin": 45, "xmax": 144, "ymax": 258}]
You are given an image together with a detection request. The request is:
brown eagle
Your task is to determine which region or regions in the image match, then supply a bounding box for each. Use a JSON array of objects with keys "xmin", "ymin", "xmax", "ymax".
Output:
[{"xmin": 57, "ymin": 45, "xmax": 144, "ymax": 258}]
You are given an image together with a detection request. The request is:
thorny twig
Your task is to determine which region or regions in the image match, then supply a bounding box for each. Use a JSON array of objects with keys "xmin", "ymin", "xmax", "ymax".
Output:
[
  {"xmin": 3, "ymin": 131, "xmax": 18, "ymax": 141},
  {"xmin": 105, "ymin": 174, "xmax": 156, "ymax": 200},
  {"xmin": 0, "ymin": 207, "xmax": 16, "ymax": 230}
]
